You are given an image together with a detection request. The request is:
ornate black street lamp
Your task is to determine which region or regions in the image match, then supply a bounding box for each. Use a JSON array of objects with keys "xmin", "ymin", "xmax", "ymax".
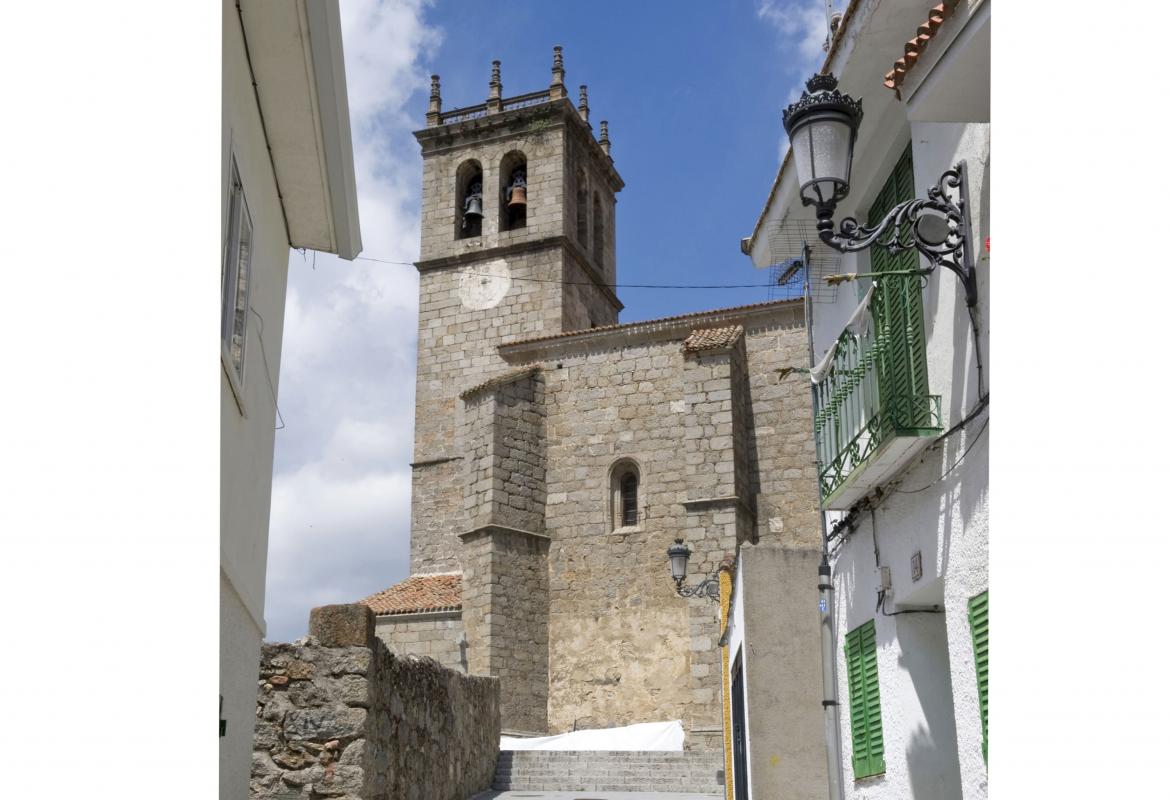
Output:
[
  {"xmin": 782, "ymin": 73, "xmax": 977, "ymax": 308},
  {"xmin": 666, "ymin": 539, "xmax": 720, "ymax": 601}
]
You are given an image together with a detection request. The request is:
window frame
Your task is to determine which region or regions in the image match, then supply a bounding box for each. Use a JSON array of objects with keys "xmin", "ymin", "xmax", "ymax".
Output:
[
  {"xmin": 221, "ymin": 156, "xmax": 252, "ymax": 414},
  {"xmin": 608, "ymin": 458, "xmax": 642, "ymax": 532}
]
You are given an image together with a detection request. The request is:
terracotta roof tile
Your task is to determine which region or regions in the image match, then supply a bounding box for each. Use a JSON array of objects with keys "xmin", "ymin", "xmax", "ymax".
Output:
[
  {"xmin": 500, "ymin": 298, "xmax": 800, "ymax": 350},
  {"xmin": 358, "ymin": 573, "xmax": 462, "ymax": 615},
  {"xmin": 885, "ymin": 2, "xmax": 956, "ymax": 100},
  {"xmin": 682, "ymin": 325, "xmax": 744, "ymax": 354}
]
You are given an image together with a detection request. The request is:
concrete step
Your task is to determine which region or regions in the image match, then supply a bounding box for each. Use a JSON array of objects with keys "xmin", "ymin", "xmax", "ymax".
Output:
[{"xmin": 492, "ymin": 751, "xmax": 724, "ymax": 793}]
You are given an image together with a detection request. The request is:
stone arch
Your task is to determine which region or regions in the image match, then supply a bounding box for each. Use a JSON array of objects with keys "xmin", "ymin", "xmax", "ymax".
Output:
[
  {"xmin": 499, "ymin": 150, "xmax": 527, "ymax": 231},
  {"xmin": 609, "ymin": 457, "xmax": 642, "ymax": 531},
  {"xmin": 455, "ymin": 159, "xmax": 483, "ymax": 239}
]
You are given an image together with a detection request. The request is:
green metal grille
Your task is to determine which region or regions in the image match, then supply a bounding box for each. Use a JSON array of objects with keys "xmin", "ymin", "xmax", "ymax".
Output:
[
  {"xmin": 968, "ymin": 591, "xmax": 989, "ymax": 763},
  {"xmin": 812, "ymin": 145, "xmax": 941, "ymax": 503},
  {"xmin": 845, "ymin": 620, "xmax": 885, "ymax": 779}
]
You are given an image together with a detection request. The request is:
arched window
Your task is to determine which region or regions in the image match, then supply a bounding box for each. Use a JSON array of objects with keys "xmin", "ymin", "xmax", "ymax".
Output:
[
  {"xmin": 499, "ymin": 151, "xmax": 527, "ymax": 232},
  {"xmin": 592, "ymin": 191, "xmax": 604, "ymax": 266},
  {"xmin": 576, "ymin": 170, "xmax": 589, "ymax": 247},
  {"xmin": 609, "ymin": 459, "xmax": 641, "ymax": 530},
  {"xmin": 455, "ymin": 160, "xmax": 483, "ymax": 240},
  {"xmin": 620, "ymin": 472, "xmax": 638, "ymax": 526}
]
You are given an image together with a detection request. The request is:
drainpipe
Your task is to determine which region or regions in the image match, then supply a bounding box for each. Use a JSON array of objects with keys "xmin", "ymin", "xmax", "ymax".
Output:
[{"xmin": 803, "ymin": 242, "xmax": 845, "ymax": 800}]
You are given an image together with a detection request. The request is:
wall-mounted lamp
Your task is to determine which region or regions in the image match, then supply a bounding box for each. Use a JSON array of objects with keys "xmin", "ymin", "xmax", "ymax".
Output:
[
  {"xmin": 667, "ymin": 539, "xmax": 720, "ymax": 601},
  {"xmin": 782, "ymin": 73, "xmax": 977, "ymax": 308}
]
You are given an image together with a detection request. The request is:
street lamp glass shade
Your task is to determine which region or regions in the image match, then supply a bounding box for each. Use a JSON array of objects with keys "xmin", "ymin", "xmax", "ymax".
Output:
[
  {"xmin": 791, "ymin": 116, "xmax": 853, "ymax": 206},
  {"xmin": 782, "ymin": 74, "xmax": 863, "ymax": 210},
  {"xmin": 667, "ymin": 539, "xmax": 691, "ymax": 582}
]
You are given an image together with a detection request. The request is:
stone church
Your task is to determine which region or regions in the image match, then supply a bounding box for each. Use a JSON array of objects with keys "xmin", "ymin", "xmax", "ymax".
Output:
[{"xmin": 357, "ymin": 50, "xmax": 822, "ymax": 753}]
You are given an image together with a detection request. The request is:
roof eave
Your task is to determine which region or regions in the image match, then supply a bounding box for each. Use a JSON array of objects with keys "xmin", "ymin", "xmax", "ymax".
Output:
[{"xmin": 304, "ymin": 0, "xmax": 362, "ymax": 260}]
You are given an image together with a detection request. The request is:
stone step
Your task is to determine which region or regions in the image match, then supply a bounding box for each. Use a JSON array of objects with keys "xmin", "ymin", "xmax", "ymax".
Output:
[{"xmin": 492, "ymin": 750, "xmax": 724, "ymax": 793}]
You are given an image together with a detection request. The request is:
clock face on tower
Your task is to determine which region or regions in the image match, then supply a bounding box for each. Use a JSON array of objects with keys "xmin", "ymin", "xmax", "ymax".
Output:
[{"xmin": 458, "ymin": 258, "xmax": 512, "ymax": 310}]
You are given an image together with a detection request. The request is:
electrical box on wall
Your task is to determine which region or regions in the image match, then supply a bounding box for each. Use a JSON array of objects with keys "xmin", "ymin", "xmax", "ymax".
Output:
[
  {"xmin": 879, "ymin": 566, "xmax": 892, "ymax": 591},
  {"xmin": 911, "ymin": 551, "xmax": 923, "ymax": 582}
]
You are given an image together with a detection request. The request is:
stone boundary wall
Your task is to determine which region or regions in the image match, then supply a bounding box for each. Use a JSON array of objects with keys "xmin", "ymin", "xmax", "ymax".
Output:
[
  {"xmin": 251, "ymin": 605, "xmax": 499, "ymax": 800},
  {"xmin": 374, "ymin": 611, "xmax": 467, "ymax": 674}
]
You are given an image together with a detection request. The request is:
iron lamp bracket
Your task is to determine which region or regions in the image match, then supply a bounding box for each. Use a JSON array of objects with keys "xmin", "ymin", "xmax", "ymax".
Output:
[
  {"xmin": 814, "ymin": 161, "xmax": 978, "ymax": 309},
  {"xmin": 674, "ymin": 574, "xmax": 721, "ymax": 601}
]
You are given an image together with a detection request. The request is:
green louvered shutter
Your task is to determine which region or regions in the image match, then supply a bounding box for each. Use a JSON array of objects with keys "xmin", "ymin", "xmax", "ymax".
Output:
[
  {"xmin": 968, "ymin": 591, "xmax": 989, "ymax": 763},
  {"xmin": 868, "ymin": 145, "xmax": 931, "ymax": 430},
  {"xmin": 845, "ymin": 620, "xmax": 885, "ymax": 779}
]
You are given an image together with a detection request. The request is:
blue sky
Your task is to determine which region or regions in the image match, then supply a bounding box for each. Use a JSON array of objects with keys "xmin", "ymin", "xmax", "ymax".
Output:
[{"xmin": 266, "ymin": 0, "xmax": 832, "ymax": 642}]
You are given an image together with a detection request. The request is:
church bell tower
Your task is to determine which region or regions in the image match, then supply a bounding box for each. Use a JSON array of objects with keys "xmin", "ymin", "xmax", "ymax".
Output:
[{"xmin": 409, "ymin": 48, "xmax": 624, "ymax": 576}]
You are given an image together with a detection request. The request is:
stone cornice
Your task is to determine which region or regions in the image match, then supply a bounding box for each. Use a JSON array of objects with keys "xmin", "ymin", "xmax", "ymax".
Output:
[
  {"xmin": 498, "ymin": 299, "xmax": 803, "ymax": 364},
  {"xmin": 458, "ymin": 524, "xmax": 551, "ymax": 542},
  {"xmin": 413, "ymin": 98, "xmax": 623, "ymax": 193}
]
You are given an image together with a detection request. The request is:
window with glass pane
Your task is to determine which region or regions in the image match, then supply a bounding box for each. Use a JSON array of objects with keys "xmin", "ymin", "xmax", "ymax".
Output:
[{"xmin": 222, "ymin": 160, "xmax": 252, "ymax": 386}]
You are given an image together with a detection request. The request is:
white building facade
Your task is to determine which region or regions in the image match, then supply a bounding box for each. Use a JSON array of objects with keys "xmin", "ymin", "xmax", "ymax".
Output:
[
  {"xmin": 220, "ymin": 2, "xmax": 361, "ymax": 797},
  {"xmin": 744, "ymin": 1, "xmax": 989, "ymax": 798}
]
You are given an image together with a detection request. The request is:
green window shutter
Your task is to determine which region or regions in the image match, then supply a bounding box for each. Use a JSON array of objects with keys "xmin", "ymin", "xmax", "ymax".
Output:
[
  {"xmin": 845, "ymin": 620, "xmax": 885, "ymax": 779},
  {"xmin": 868, "ymin": 145, "xmax": 931, "ymax": 429},
  {"xmin": 968, "ymin": 591, "xmax": 989, "ymax": 763}
]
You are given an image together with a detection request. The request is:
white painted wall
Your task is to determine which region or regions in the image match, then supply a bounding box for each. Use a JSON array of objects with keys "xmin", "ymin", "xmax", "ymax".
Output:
[{"xmin": 220, "ymin": 1, "xmax": 293, "ymax": 796}]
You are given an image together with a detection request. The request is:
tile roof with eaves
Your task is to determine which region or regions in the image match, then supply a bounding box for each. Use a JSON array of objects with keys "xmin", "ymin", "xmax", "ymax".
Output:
[{"xmin": 358, "ymin": 573, "xmax": 462, "ymax": 616}]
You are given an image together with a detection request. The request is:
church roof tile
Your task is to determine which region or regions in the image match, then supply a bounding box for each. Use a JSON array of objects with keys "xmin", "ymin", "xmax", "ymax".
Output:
[
  {"xmin": 358, "ymin": 573, "xmax": 462, "ymax": 615},
  {"xmin": 682, "ymin": 325, "xmax": 744, "ymax": 354}
]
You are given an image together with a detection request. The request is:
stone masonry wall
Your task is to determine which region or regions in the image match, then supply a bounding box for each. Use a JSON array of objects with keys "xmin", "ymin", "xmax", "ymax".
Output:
[
  {"xmin": 461, "ymin": 528, "xmax": 550, "ymax": 733},
  {"xmin": 503, "ymin": 303, "xmax": 820, "ymax": 750},
  {"xmin": 374, "ymin": 612, "xmax": 467, "ymax": 674},
  {"xmin": 462, "ymin": 371, "xmax": 547, "ymax": 535},
  {"xmin": 410, "ymin": 247, "xmax": 561, "ymax": 574},
  {"xmin": 252, "ymin": 605, "xmax": 498, "ymax": 800}
]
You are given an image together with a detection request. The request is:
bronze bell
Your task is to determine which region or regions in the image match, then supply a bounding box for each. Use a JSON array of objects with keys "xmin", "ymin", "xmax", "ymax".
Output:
[
  {"xmin": 463, "ymin": 180, "xmax": 483, "ymax": 229},
  {"xmin": 506, "ymin": 167, "xmax": 527, "ymax": 209}
]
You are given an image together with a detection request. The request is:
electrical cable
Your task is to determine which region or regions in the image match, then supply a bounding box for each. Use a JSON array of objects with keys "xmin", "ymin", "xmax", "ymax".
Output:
[
  {"xmin": 332, "ymin": 253, "xmax": 785, "ymax": 290},
  {"xmin": 249, "ymin": 306, "xmax": 286, "ymax": 431},
  {"xmin": 894, "ymin": 417, "xmax": 988, "ymax": 495}
]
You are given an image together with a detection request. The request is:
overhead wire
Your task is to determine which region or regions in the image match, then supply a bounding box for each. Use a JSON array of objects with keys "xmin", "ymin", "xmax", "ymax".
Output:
[
  {"xmin": 249, "ymin": 306, "xmax": 286, "ymax": 431},
  {"xmin": 321, "ymin": 253, "xmax": 786, "ymax": 291}
]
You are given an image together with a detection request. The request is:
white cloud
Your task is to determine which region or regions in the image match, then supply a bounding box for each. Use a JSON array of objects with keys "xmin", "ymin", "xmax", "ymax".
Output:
[
  {"xmin": 755, "ymin": 0, "xmax": 834, "ymax": 162},
  {"xmin": 265, "ymin": 0, "xmax": 442, "ymax": 642}
]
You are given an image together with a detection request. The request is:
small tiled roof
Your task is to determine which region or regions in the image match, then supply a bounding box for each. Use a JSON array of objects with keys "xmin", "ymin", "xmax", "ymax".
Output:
[
  {"xmin": 358, "ymin": 573, "xmax": 462, "ymax": 615},
  {"xmin": 459, "ymin": 364, "xmax": 540, "ymax": 400},
  {"xmin": 682, "ymin": 325, "xmax": 744, "ymax": 354},
  {"xmin": 883, "ymin": 2, "xmax": 956, "ymax": 100}
]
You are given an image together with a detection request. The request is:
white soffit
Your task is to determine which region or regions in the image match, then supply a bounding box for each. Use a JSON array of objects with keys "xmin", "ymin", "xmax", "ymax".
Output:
[
  {"xmin": 904, "ymin": 1, "xmax": 990, "ymax": 123},
  {"xmin": 239, "ymin": 0, "xmax": 362, "ymax": 259}
]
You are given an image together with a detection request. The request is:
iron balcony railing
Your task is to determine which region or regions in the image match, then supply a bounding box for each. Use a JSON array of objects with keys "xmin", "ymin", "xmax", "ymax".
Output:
[{"xmin": 813, "ymin": 277, "xmax": 942, "ymax": 503}]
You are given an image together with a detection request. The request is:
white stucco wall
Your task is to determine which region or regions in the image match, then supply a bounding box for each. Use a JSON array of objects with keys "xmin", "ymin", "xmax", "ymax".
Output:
[{"xmin": 220, "ymin": 0, "xmax": 293, "ymax": 796}]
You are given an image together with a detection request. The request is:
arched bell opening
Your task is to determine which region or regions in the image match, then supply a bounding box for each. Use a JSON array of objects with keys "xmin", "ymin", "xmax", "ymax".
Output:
[
  {"xmin": 500, "ymin": 150, "xmax": 527, "ymax": 232},
  {"xmin": 455, "ymin": 159, "xmax": 483, "ymax": 239}
]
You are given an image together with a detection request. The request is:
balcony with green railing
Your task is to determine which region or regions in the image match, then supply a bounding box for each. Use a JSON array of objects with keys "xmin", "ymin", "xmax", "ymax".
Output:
[{"xmin": 813, "ymin": 275, "xmax": 942, "ymax": 509}]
